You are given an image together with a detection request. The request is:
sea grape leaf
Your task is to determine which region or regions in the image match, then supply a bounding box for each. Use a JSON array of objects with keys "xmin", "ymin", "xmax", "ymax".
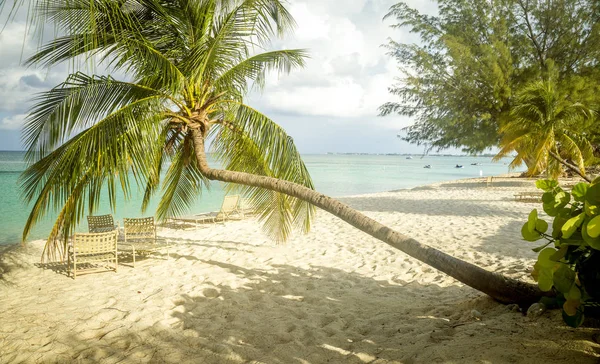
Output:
[
  {"xmin": 550, "ymin": 245, "xmax": 568, "ymax": 261},
  {"xmin": 566, "ymin": 285, "xmax": 582, "ymax": 301},
  {"xmin": 562, "ymin": 308, "xmax": 584, "ymax": 328},
  {"xmin": 543, "ymin": 202, "xmax": 559, "ymax": 217},
  {"xmin": 587, "ymin": 215, "xmax": 600, "ymax": 238},
  {"xmin": 538, "ymin": 268, "xmax": 554, "ymax": 291},
  {"xmin": 552, "ymin": 216, "xmax": 568, "ymax": 238},
  {"xmin": 585, "ymin": 201, "xmax": 599, "ymax": 217},
  {"xmin": 563, "ymin": 299, "xmax": 580, "ymax": 316},
  {"xmin": 542, "ymin": 192, "xmax": 554, "ymax": 204},
  {"xmin": 535, "ymin": 219, "xmax": 548, "ymax": 234},
  {"xmin": 527, "ymin": 209, "xmax": 538, "ymax": 233},
  {"xmin": 553, "ymin": 265, "xmax": 575, "ymax": 294},
  {"xmin": 555, "ymin": 191, "xmax": 571, "ymax": 207},
  {"xmin": 522, "ymin": 223, "xmax": 542, "ymax": 241},
  {"xmin": 586, "ymin": 183, "xmax": 600, "ymax": 205},
  {"xmin": 536, "ymin": 179, "xmax": 558, "ymax": 191},
  {"xmin": 572, "ymin": 183, "xmax": 589, "ymax": 202},
  {"xmin": 531, "ymin": 261, "xmax": 540, "ymax": 281},
  {"xmin": 582, "ymin": 221, "xmax": 600, "ymax": 250},
  {"xmin": 538, "ymin": 248, "xmax": 558, "ymax": 268},
  {"xmin": 561, "ymin": 213, "xmax": 585, "ymax": 239}
]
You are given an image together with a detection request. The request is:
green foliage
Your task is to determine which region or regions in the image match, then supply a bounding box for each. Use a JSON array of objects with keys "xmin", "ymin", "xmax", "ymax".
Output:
[
  {"xmin": 522, "ymin": 179, "xmax": 600, "ymax": 327},
  {"xmin": 382, "ymin": 0, "xmax": 600, "ymax": 153}
]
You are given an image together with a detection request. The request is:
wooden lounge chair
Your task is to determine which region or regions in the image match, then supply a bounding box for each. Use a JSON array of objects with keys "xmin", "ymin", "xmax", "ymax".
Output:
[
  {"xmin": 486, "ymin": 176, "xmax": 493, "ymax": 187},
  {"xmin": 88, "ymin": 214, "xmax": 119, "ymax": 233},
  {"xmin": 68, "ymin": 230, "xmax": 118, "ymax": 279},
  {"xmin": 236, "ymin": 197, "xmax": 256, "ymax": 217},
  {"xmin": 514, "ymin": 191, "xmax": 544, "ymax": 202},
  {"xmin": 169, "ymin": 195, "xmax": 241, "ymax": 228},
  {"xmin": 119, "ymin": 217, "xmax": 170, "ymax": 267}
]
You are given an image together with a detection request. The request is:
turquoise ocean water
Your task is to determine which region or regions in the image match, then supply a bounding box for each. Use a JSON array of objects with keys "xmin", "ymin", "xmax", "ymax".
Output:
[{"xmin": 0, "ymin": 151, "xmax": 519, "ymax": 245}]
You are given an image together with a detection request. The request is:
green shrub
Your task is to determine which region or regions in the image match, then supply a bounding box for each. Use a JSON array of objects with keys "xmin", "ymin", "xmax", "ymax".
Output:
[{"xmin": 522, "ymin": 178, "xmax": 600, "ymax": 327}]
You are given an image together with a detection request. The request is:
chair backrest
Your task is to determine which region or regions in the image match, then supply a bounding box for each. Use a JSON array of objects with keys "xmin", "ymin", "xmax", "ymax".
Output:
[
  {"xmin": 220, "ymin": 195, "xmax": 240, "ymax": 213},
  {"xmin": 72, "ymin": 230, "xmax": 118, "ymax": 254},
  {"xmin": 88, "ymin": 214, "xmax": 116, "ymax": 233},
  {"xmin": 124, "ymin": 217, "xmax": 155, "ymax": 241}
]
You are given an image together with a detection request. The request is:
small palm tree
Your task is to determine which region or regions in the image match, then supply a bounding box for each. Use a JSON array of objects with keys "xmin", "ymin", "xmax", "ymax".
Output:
[
  {"xmin": 495, "ymin": 80, "xmax": 595, "ymax": 181},
  {"xmin": 21, "ymin": 0, "xmax": 541, "ymax": 303}
]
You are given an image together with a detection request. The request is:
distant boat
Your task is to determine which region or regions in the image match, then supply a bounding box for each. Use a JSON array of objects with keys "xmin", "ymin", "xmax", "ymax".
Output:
[
  {"xmin": 470, "ymin": 163, "xmax": 481, "ymax": 166},
  {"xmin": 424, "ymin": 165, "xmax": 431, "ymax": 169},
  {"xmin": 406, "ymin": 156, "xmax": 413, "ymax": 160},
  {"xmin": 455, "ymin": 164, "xmax": 464, "ymax": 169}
]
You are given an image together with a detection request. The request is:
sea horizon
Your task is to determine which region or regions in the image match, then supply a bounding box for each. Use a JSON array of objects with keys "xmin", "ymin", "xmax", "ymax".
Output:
[{"xmin": 0, "ymin": 151, "xmax": 521, "ymax": 245}]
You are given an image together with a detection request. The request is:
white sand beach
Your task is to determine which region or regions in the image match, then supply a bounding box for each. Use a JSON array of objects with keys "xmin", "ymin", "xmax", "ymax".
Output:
[{"xmin": 1, "ymin": 177, "xmax": 599, "ymax": 363}]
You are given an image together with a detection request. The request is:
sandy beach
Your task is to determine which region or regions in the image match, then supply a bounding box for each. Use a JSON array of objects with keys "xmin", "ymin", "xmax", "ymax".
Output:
[{"xmin": 1, "ymin": 176, "xmax": 599, "ymax": 363}]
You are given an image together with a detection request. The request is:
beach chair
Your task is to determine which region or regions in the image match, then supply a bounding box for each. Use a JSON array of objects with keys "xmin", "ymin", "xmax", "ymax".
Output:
[
  {"xmin": 68, "ymin": 230, "xmax": 118, "ymax": 279},
  {"xmin": 88, "ymin": 214, "xmax": 119, "ymax": 233},
  {"xmin": 486, "ymin": 176, "xmax": 493, "ymax": 187},
  {"xmin": 236, "ymin": 197, "xmax": 256, "ymax": 217},
  {"xmin": 514, "ymin": 191, "xmax": 544, "ymax": 202},
  {"xmin": 120, "ymin": 217, "xmax": 170, "ymax": 267},
  {"xmin": 169, "ymin": 195, "xmax": 241, "ymax": 228}
]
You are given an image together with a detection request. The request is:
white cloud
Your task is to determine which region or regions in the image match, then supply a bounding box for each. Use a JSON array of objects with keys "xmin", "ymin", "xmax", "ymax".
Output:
[{"xmin": 0, "ymin": 113, "xmax": 27, "ymax": 130}]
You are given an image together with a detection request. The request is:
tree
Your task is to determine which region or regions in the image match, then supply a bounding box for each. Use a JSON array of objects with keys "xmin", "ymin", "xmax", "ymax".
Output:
[
  {"xmin": 381, "ymin": 0, "xmax": 600, "ymax": 153},
  {"xmin": 494, "ymin": 78, "xmax": 596, "ymax": 181},
  {"xmin": 21, "ymin": 0, "xmax": 543, "ymax": 304}
]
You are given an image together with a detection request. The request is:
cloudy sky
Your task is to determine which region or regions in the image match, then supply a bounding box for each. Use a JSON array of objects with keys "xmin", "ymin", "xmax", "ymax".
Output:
[{"xmin": 0, "ymin": 0, "xmax": 439, "ymax": 154}]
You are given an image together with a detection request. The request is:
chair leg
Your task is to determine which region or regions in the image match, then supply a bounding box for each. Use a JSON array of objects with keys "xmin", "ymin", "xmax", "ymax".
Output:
[{"xmin": 132, "ymin": 247, "xmax": 136, "ymax": 268}]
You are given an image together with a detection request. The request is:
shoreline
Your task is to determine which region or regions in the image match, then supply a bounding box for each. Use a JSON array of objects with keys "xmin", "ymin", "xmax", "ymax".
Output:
[{"xmin": 1, "ymin": 176, "xmax": 598, "ymax": 363}]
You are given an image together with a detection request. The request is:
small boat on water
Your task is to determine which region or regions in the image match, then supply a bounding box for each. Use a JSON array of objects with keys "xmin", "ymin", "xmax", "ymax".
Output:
[
  {"xmin": 406, "ymin": 156, "xmax": 413, "ymax": 160},
  {"xmin": 455, "ymin": 164, "xmax": 464, "ymax": 169},
  {"xmin": 424, "ymin": 165, "xmax": 431, "ymax": 169},
  {"xmin": 470, "ymin": 163, "xmax": 481, "ymax": 166}
]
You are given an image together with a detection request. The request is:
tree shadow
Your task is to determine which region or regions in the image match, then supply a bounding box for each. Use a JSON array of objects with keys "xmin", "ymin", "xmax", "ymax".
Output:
[{"xmin": 6, "ymin": 261, "xmax": 598, "ymax": 363}]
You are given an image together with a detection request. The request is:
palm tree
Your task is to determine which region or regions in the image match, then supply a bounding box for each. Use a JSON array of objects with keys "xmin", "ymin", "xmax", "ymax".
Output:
[
  {"xmin": 495, "ymin": 80, "xmax": 595, "ymax": 181},
  {"xmin": 21, "ymin": 0, "xmax": 542, "ymax": 303}
]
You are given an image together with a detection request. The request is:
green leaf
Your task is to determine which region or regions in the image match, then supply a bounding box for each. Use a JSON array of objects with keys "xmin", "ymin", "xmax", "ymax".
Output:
[
  {"xmin": 553, "ymin": 265, "xmax": 575, "ymax": 294},
  {"xmin": 566, "ymin": 285, "xmax": 582, "ymax": 301},
  {"xmin": 538, "ymin": 248, "xmax": 558, "ymax": 268},
  {"xmin": 550, "ymin": 245, "xmax": 568, "ymax": 261},
  {"xmin": 521, "ymin": 222, "xmax": 542, "ymax": 242},
  {"xmin": 535, "ymin": 219, "xmax": 548, "ymax": 234},
  {"xmin": 587, "ymin": 215, "xmax": 600, "ymax": 238},
  {"xmin": 572, "ymin": 183, "xmax": 589, "ymax": 202},
  {"xmin": 552, "ymin": 216, "xmax": 568, "ymax": 238},
  {"xmin": 527, "ymin": 209, "xmax": 538, "ymax": 233},
  {"xmin": 562, "ymin": 307, "xmax": 584, "ymax": 327},
  {"xmin": 555, "ymin": 191, "xmax": 571, "ymax": 208},
  {"xmin": 561, "ymin": 213, "xmax": 585, "ymax": 239},
  {"xmin": 536, "ymin": 179, "xmax": 559, "ymax": 191},
  {"xmin": 538, "ymin": 268, "xmax": 554, "ymax": 291},
  {"xmin": 586, "ymin": 183, "xmax": 600, "ymax": 205},
  {"xmin": 542, "ymin": 192, "xmax": 555, "ymax": 204},
  {"xmin": 582, "ymin": 220, "xmax": 600, "ymax": 250},
  {"xmin": 585, "ymin": 201, "xmax": 599, "ymax": 217}
]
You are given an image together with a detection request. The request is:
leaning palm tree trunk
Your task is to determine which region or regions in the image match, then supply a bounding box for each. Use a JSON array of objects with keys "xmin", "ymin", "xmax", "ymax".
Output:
[
  {"xmin": 549, "ymin": 151, "xmax": 593, "ymax": 182},
  {"xmin": 192, "ymin": 130, "xmax": 544, "ymax": 304}
]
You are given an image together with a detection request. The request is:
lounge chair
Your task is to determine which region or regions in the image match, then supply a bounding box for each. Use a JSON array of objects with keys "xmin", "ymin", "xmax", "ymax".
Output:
[
  {"xmin": 236, "ymin": 197, "xmax": 256, "ymax": 217},
  {"xmin": 68, "ymin": 230, "xmax": 118, "ymax": 279},
  {"xmin": 486, "ymin": 176, "xmax": 493, "ymax": 187},
  {"xmin": 169, "ymin": 195, "xmax": 241, "ymax": 228},
  {"xmin": 88, "ymin": 214, "xmax": 119, "ymax": 233},
  {"xmin": 119, "ymin": 217, "xmax": 170, "ymax": 267},
  {"xmin": 514, "ymin": 191, "xmax": 544, "ymax": 202}
]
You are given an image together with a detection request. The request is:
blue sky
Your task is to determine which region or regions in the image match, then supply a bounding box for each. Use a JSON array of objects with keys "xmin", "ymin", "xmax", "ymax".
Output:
[{"xmin": 0, "ymin": 0, "xmax": 444, "ymax": 154}]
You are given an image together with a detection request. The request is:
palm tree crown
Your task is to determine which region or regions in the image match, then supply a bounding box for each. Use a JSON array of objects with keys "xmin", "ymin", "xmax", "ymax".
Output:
[
  {"xmin": 21, "ymin": 0, "xmax": 315, "ymax": 260},
  {"xmin": 495, "ymin": 79, "xmax": 595, "ymax": 179}
]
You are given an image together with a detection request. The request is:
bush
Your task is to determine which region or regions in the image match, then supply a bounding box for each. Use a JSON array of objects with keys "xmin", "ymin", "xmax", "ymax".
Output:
[{"xmin": 522, "ymin": 178, "xmax": 600, "ymax": 327}]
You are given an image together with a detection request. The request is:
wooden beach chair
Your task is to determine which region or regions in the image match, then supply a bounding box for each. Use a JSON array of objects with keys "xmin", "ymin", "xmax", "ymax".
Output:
[
  {"xmin": 88, "ymin": 214, "xmax": 119, "ymax": 233},
  {"xmin": 486, "ymin": 176, "xmax": 493, "ymax": 187},
  {"xmin": 236, "ymin": 197, "xmax": 257, "ymax": 218},
  {"xmin": 169, "ymin": 195, "xmax": 242, "ymax": 228},
  {"xmin": 68, "ymin": 230, "xmax": 118, "ymax": 279},
  {"xmin": 119, "ymin": 217, "xmax": 170, "ymax": 267},
  {"xmin": 514, "ymin": 191, "xmax": 544, "ymax": 202}
]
